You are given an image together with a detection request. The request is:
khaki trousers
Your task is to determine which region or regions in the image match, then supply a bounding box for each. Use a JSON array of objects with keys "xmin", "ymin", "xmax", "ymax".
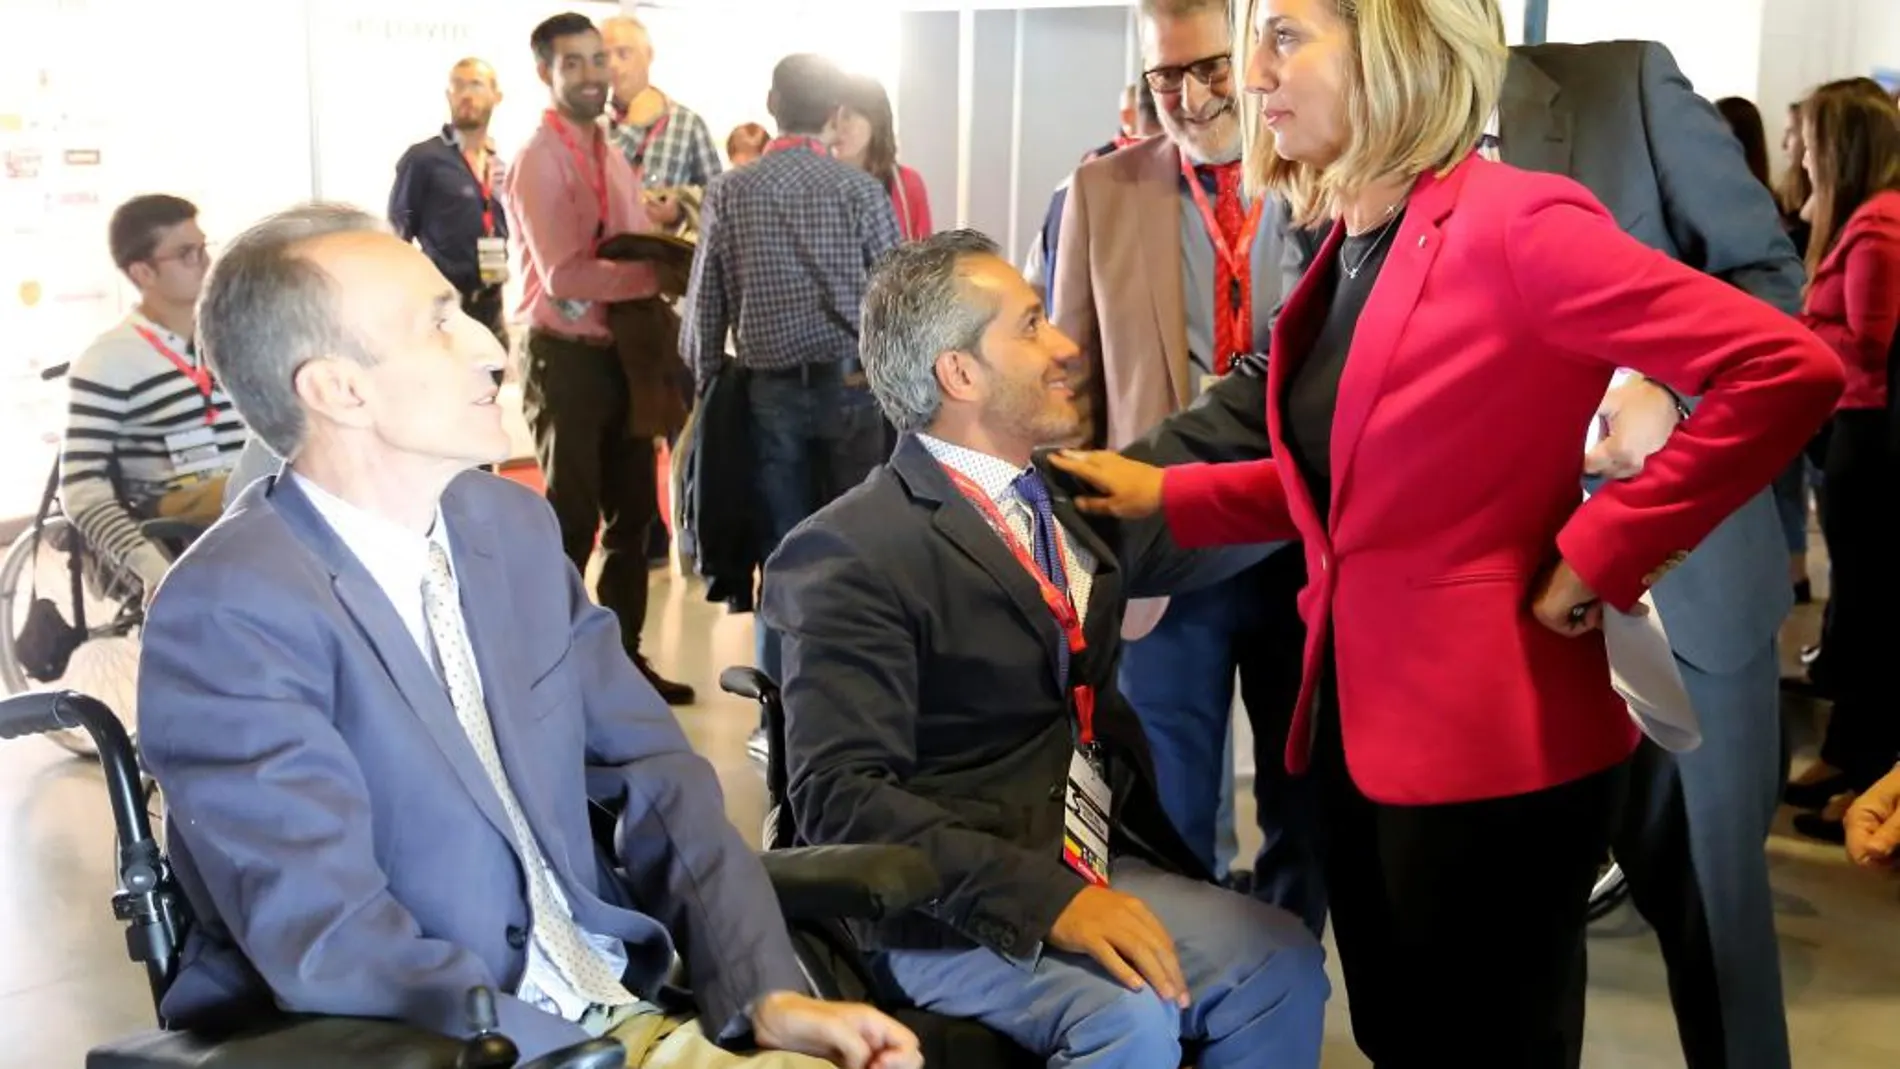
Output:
[{"xmin": 604, "ymin": 1013, "xmax": 831, "ymax": 1069}]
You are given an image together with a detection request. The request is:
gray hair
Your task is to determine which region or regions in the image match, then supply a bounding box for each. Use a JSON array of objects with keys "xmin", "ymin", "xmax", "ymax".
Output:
[
  {"xmin": 859, "ymin": 230, "xmax": 1003, "ymax": 435},
  {"xmin": 197, "ymin": 203, "xmax": 384, "ymax": 460}
]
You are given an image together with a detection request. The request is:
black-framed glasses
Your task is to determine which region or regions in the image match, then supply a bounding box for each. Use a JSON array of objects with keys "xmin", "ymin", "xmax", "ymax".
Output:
[{"xmin": 1143, "ymin": 53, "xmax": 1232, "ymax": 95}]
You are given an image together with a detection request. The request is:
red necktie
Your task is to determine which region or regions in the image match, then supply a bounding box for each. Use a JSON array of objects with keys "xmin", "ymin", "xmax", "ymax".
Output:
[{"xmin": 1208, "ymin": 162, "xmax": 1246, "ymax": 373}]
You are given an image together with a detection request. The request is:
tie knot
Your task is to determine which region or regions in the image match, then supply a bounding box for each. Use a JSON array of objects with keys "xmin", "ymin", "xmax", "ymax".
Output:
[{"xmin": 1011, "ymin": 468, "xmax": 1051, "ymax": 510}]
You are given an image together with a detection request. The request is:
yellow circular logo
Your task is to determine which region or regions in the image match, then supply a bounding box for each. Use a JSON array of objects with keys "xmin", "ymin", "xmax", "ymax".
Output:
[{"xmin": 18, "ymin": 280, "xmax": 42, "ymax": 307}]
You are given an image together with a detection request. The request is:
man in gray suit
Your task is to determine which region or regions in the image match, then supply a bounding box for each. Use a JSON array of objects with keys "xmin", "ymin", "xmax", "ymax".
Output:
[
  {"xmin": 1253, "ymin": 39, "xmax": 1799, "ymax": 1069},
  {"xmin": 138, "ymin": 204, "xmax": 921, "ymax": 1068}
]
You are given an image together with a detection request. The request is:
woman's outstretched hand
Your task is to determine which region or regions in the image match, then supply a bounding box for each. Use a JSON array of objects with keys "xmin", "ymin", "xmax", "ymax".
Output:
[{"xmin": 1046, "ymin": 450, "xmax": 1167, "ymax": 519}]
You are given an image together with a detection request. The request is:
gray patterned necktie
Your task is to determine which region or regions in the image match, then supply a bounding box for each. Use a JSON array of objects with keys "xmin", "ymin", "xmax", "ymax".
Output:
[{"xmin": 422, "ymin": 542, "xmax": 634, "ymax": 1008}]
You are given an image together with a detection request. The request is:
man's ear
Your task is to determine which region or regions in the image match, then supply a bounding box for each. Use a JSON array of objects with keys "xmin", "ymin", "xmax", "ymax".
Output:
[
  {"xmin": 934, "ymin": 349, "xmax": 981, "ymax": 405},
  {"xmin": 125, "ymin": 262, "xmax": 156, "ymax": 291},
  {"xmin": 537, "ymin": 60, "xmax": 553, "ymax": 90},
  {"xmin": 292, "ymin": 356, "xmax": 374, "ymax": 432}
]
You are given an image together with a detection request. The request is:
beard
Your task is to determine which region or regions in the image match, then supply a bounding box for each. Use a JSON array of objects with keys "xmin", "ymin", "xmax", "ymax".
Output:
[
  {"xmin": 1159, "ymin": 97, "xmax": 1242, "ymax": 165},
  {"xmin": 452, "ymin": 104, "xmax": 493, "ymax": 131},
  {"xmin": 562, "ymin": 84, "xmax": 607, "ymax": 121},
  {"xmin": 991, "ymin": 368, "xmax": 1080, "ymax": 449}
]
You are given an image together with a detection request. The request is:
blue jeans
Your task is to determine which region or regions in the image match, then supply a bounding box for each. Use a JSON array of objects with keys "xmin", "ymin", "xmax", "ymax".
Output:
[
  {"xmin": 1118, "ymin": 551, "xmax": 1326, "ymax": 935},
  {"xmin": 747, "ymin": 365, "xmax": 885, "ymax": 682},
  {"xmin": 875, "ymin": 859, "xmax": 1328, "ymax": 1068}
]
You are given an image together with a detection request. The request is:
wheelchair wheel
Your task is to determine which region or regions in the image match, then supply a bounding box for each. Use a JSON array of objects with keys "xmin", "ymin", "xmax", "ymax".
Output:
[
  {"xmin": 1586, "ymin": 857, "xmax": 1630, "ymax": 923},
  {"xmin": 0, "ymin": 518, "xmax": 145, "ymax": 759}
]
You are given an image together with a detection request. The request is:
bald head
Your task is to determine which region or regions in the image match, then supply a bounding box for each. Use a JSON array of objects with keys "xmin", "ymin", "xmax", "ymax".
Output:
[
  {"xmin": 447, "ymin": 57, "xmax": 501, "ymax": 132},
  {"xmin": 602, "ymin": 15, "xmax": 653, "ymax": 106}
]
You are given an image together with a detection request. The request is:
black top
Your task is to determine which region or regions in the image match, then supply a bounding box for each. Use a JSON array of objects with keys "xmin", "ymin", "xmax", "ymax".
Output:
[
  {"xmin": 1281, "ymin": 212, "xmax": 1405, "ymax": 519},
  {"xmin": 388, "ymin": 126, "xmax": 510, "ymax": 298}
]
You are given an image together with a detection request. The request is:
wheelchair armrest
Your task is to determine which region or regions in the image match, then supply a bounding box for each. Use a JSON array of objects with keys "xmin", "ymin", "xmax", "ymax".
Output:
[
  {"xmin": 89, "ymin": 1015, "xmax": 463, "ymax": 1069},
  {"xmin": 759, "ymin": 845, "xmax": 939, "ymax": 923}
]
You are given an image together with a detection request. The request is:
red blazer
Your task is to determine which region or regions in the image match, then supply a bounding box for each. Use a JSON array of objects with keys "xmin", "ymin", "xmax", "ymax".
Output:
[
  {"xmin": 1161, "ymin": 157, "xmax": 1844, "ymax": 806},
  {"xmin": 1800, "ymin": 188, "xmax": 1900, "ymax": 411},
  {"xmin": 888, "ymin": 164, "xmax": 933, "ymax": 242}
]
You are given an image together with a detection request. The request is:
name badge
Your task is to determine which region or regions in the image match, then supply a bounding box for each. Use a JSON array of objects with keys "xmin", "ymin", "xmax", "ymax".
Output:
[
  {"xmin": 164, "ymin": 425, "xmax": 223, "ymax": 477},
  {"xmin": 1061, "ymin": 749, "xmax": 1112, "ymax": 886},
  {"xmin": 476, "ymin": 236, "xmax": 509, "ymax": 285}
]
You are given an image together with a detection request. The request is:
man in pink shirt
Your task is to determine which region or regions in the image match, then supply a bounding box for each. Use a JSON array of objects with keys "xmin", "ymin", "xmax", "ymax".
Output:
[{"xmin": 505, "ymin": 12, "xmax": 692, "ymax": 704}]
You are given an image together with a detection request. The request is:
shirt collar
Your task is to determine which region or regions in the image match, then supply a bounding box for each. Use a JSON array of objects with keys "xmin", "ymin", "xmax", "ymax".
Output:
[
  {"xmin": 126, "ymin": 309, "xmax": 192, "ymax": 354},
  {"xmin": 917, "ymin": 434, "xmax": 1033, "ymax": 504},
  {"xmin": 441, "ymin": 124, "xmax": 497, "ymax": 156},
  {"xmin": 292, "ymin": 471, "xmax": 454, "ymax": 596}
]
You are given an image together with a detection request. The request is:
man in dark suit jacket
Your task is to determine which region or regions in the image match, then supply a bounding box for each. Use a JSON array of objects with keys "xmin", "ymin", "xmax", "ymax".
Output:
[
  {"xmin": 139, "ymin": 204, "xmax": 919, "ymax": 1068},
  {"xmin": 1243, "ymin": 39, "xmax": 1801, "ymax": 1069},
  {"xmin": 763, "ymin": 231, "xmax": 1327, "ymax": 1069}
]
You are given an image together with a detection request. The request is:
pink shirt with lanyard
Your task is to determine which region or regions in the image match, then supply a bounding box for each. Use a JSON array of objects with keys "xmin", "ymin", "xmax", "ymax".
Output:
[{"xmin": 505, "ymin": 109, "xmax": 658, "ymax": 342}]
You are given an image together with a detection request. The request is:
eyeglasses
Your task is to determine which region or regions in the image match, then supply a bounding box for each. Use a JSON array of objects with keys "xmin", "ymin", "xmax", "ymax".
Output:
[
  {"xmin": 1143, "ymin": 53, "xmax": 1232, "ymax": 95},
  {"xmin": 150, "ymin": 243, "xmax": 209, "ymax": 269}
]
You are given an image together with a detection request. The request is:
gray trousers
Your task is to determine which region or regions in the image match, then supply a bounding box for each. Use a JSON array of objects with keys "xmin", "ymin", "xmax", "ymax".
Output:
[{"xmin": 1609, "ymin": 643, "xmax": 1790, "ymax": 1069}]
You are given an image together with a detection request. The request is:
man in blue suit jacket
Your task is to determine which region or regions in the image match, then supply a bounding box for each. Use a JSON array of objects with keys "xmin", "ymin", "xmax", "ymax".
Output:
[{"xmin": 137, "ymin": 203, "xmax": 920, "ymax": 1068}]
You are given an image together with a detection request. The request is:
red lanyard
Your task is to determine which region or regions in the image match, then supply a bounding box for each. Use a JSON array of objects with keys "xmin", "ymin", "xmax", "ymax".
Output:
[
  {"xmin": 940, "ymin": 465, "xmax": 1097, "ymax": 745},
  {"xmin": 460, "ymin": 142, "xmax": 496, "ymax": 237},
  {"xmin": 765, "ymin": 134, "xmax": 829, "ymax": 158},
  {"xmin": 632, "ymin": 112, "xmax": 670, "ymax": 165},
  {"xmin": 1180, "ymin": 155, "xmax": 1265, "ymax": 375},
  {"xmin": 545, "ymin": 110, "xmax": 609, "ymax": 233},
  {"xmin": 133, "ymin": 324, "xmax": 214, "ymax": 426}
]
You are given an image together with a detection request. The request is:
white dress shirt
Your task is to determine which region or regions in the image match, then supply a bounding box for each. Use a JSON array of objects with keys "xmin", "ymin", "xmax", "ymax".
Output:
[{"xmin": 292, "ymin": 472, "xmax": 630, "ymax": 1021}]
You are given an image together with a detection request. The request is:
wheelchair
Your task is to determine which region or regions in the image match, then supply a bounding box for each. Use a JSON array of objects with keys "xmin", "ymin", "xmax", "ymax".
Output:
[
  {"xmin": 0, "ymin": 688, "xmax": 949, "ymax": 1069},
  {"xmin": 0, "ymin": 362, "xmax": 203, "ymax": 760},
  {"xmin": 721, "ymin": 666, "xmax": 1043, "ymax": 1069}
]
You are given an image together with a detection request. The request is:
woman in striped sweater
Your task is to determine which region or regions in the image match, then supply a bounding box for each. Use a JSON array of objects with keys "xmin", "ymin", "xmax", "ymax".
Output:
[{"xmin": 58, "ymin": 195, "xmax": 246, "ymax": 593}]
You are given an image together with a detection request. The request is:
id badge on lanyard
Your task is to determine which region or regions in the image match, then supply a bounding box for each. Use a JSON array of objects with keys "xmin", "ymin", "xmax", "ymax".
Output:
[{"xmin": 476, "ymin": 236, "xmax": 509, "ymax": 286}]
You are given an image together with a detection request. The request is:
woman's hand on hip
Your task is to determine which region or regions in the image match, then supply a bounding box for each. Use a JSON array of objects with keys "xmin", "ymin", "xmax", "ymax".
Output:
[
  {"xmin": 1047, "ymin": 450, "xmax": 1166, "ymax": 519},
  {"xmin": 1530, "ymin": 558, "xmax": 1607, "ymax": 636}
]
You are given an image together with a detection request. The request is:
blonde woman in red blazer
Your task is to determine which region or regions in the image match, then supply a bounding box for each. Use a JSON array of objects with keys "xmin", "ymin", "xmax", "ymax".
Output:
[
  {"xmin": 1050, "ymin": 0, "xmax": 1844, "ymax": 1064},
  {"xmin": 1785, "ymin": 79, "xmax": 1900, "ymax": 834}
]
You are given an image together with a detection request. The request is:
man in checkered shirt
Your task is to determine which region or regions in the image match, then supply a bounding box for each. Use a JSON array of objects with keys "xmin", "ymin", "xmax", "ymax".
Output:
[
  {"xmin": 680, "ymin": 52, "xmax": 903, "ymax": 685},
  {"xmin": 602, "ymin": 15, "xmax": 723, "ymax": 242}
]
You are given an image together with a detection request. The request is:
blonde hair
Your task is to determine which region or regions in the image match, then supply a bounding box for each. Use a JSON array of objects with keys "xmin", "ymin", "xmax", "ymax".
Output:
[{"xmin": 1241, "ymin": 0, "xmax": 1507, "ymax": 226}]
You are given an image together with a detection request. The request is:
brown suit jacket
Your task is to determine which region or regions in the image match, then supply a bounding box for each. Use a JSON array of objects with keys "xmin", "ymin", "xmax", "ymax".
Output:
[{"xmin": 1051, "ymin": 136, "xmax": 1193, "ymax": 455}]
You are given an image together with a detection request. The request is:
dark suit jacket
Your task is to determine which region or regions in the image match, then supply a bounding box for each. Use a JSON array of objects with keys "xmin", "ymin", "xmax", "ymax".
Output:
[
  {"xmin": 761, "ymin": 436, "xmax": 1240, "ymax": 960},
  {"xmin": 139, "ymin": 472, "xmax": 806, "ymax": 1058},
  {"xmin": 1245, "ymin": 40, "xmax": 1806, "ymax": 674}
]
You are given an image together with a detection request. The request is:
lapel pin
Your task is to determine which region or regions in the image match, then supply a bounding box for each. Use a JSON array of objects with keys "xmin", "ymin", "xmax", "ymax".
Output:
[{"xmin": 1417, "ymin": 235, "xmax": 1428, "ymax": 248}]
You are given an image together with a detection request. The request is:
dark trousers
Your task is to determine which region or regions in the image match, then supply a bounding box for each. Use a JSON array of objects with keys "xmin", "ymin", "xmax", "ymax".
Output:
[
  {"xmin": 522, "ymin": 330, "xmax": 657, "ymax": 658},
  {"xmin": 463, "ymin": 286, "xmax": 509, "ymax": 357},
  {"xmin": 1315, "ymin": 688, "xmax": 1623, "ymax": 1068},
  {"xmin": 1817, "ymin": 407, "xmax": 1900, "ymax": 786},
  {"xmin": 747, "ymin": 362, "xmax": 885, "ymax": 681}
]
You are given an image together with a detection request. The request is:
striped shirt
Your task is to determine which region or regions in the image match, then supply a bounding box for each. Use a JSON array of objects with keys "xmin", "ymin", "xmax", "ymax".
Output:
[{"xmin": 58, "ymin": 314, "xmax": 245, "ymax": 588}]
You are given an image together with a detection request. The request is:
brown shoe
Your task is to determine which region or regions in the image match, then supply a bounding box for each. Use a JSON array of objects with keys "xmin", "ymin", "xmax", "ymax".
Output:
[{"xmin": 633, "ymin": 655, "xmax": 696, "ymax": 705}]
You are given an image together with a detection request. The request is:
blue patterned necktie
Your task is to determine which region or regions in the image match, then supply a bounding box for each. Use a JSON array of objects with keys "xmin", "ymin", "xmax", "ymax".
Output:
[{"xmin": 1011, "ymin": 468, "xmax": 1073, "ymax": 690}]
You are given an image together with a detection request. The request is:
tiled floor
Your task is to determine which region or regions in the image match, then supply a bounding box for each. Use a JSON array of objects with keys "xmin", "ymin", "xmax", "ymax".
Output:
[{"xmin": 3, "ymin": 562, "xmax": 1897, "ymax": 1067}]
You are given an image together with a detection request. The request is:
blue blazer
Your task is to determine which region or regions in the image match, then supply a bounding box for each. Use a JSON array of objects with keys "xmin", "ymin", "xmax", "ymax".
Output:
[{"xmin": 137, "ymin": 471, "xmax": 805, "ymax": 1058}]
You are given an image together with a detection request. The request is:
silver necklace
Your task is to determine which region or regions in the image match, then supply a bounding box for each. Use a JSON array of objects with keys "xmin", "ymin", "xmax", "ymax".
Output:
[{"xmin": 1341, "ymin": 203, "xmax": 1404, "ymax": 280}]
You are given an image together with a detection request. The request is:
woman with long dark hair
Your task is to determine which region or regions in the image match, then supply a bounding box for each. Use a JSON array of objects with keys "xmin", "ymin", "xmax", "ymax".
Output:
[
  {"xmin": 1719, "ymin": 95, "xmax": 1817, "ymax": 603},
  {"xmin": 833, "ymin": 76, "xmax": 933, "ymax": 241},
  {"xmin": 1784, "ymin": 78, "xmax": 1900, "ymax": 838}
]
